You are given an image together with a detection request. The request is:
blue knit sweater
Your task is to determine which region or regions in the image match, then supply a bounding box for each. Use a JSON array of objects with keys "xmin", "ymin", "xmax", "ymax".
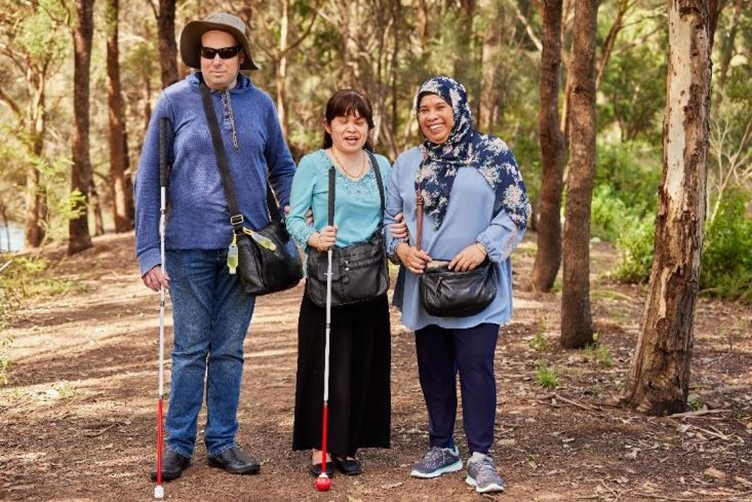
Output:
[{"xmin": 134, "ymin": 72, "xmax": 296, "ymax": 276}]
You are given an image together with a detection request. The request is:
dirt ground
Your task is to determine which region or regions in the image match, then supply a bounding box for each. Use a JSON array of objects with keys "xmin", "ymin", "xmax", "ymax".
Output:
[{"xmin": 1, "ymin": 231, "xmax": 751, "ymax": 502}]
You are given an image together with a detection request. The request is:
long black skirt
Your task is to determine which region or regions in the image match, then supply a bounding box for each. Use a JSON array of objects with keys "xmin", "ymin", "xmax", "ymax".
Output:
[{"xmin": 292, "ymin": 292, "xmax": 391, "ymax": 457}]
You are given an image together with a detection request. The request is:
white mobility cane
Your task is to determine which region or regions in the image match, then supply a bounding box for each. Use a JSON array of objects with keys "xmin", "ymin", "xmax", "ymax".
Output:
[
  {"xmin": 314, "ymin": 169, "xmax": 336, "ymax": 492},
  {"xmin": 154, "ymin": 118, "xmax": 168, "ymax": 500},
  {"xmin": 313, "ymin": 245, "xmax": 333, "ymax": 492}
]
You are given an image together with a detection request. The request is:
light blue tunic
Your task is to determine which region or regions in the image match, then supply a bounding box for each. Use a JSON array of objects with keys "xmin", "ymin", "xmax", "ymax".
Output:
[
  {"xmin": 286, "ymin": 149, "xmax": 392, "ymax": 249},
  {"xmin": 384, "ymin": 147, "xmax": 525, "ymax": 331}
]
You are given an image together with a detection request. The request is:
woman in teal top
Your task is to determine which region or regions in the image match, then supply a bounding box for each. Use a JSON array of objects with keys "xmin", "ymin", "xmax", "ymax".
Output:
[{"xmin": 286, "ymin": 90, "xmax": 391, "ymax": 478}]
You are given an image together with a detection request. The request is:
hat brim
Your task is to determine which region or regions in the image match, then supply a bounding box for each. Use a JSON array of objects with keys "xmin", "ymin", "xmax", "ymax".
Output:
[{"xmin": 179, "ymin": 20, "xmax": 260, "ymax": 70}]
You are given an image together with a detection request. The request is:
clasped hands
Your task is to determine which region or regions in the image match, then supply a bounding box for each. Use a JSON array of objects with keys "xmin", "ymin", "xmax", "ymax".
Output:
[{"xmin": 395, "ymin": 241, "xmax": 487, "ymax": 275}]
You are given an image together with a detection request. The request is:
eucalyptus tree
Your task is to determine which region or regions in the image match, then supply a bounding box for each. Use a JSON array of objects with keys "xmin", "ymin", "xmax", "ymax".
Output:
[
  {"xmin": 0, "ymin": 0, "xmax": 69, "ymax": 248},
  {"xmin": 250, "ymin": 0, "xmax": 322, "ymax": 142},
  {"xmin": 530, "ymin": 0, "xmax": 565, "ymax": 292},
  {"xmin": 69, "ymin": 0, "xmax": 95, "ymax": 255},
  {"xmin": 560, "ymin": 0, "xmax": 598, "ymax": 348},
  {"xmin": 623, "ymin": 0, "xmax": 716, "ymax": 414},
  {"xmin": 151, "ymin": 0, "xmax": 178, "ymax": 88},
  {"xmin": 279, "ymin": 0, "xmax": 409, "ymax": 158},
  {"xmin": 707, "ymin": 0, "xmax": 752, "ymax": 223},
  {"xmin": 105, "ymin": 0, "xmax": 134, "ymax": 232}
]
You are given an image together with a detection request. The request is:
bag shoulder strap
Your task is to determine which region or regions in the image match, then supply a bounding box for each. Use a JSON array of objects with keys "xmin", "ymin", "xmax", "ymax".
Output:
[
  {"xmin": 416, "ymin": 180, "xmax": 424, "ymax": 251},
  {"xmin": 326, "ymin": 150, "xmax": 385, "ymax": 228},
  {"xmin": 199, "ymin": 82, "xmax": 281, "ymax": 234},
  {"xmin": 368, "ymin": 151, "xmax": 386, "ymax": 219}
]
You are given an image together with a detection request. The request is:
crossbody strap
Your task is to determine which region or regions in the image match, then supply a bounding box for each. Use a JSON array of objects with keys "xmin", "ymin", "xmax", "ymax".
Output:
[
  {"xmin": 415, "ymin": 180, "xmax": 424, "ymax": 251},
  {"xmin": 327, "ymin": 150, "xmax": 385, "ymax": 229},
  {"xmin": 199, "ymin": 82, "xmax": 281, "ymax": 234}
]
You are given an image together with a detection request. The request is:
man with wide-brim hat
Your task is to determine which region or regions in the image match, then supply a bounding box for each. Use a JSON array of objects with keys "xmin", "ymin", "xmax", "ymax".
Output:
[
  {"xmin": 179, "ymin": 12, "xmax": 260, "ymax": 71},
  {"xmin": 135, "ymin": 10, "xmax": 297, "ymax": 486}
]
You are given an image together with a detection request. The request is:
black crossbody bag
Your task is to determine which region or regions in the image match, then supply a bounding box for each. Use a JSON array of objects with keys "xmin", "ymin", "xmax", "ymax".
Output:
[
  {"xmin": 200, "ymin": 82, "xmax": 303, "ymax": 296},
  {"xmin": 304, "ymin": 154, "xmax": 390, "ymax": 307},
  {"xmin": 415, "ymin": 184, "xmax": 497, "ymax": 317}
]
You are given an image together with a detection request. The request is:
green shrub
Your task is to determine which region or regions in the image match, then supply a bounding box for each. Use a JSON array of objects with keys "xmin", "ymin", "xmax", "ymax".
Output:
[
  {"xmin": 613, "ymin": 215, "xmax": 655, "ymax": 284},
  {"xmin": 0, "ymin": 257, "xmax": 22, "ymax": 385},
  {"xmin": 611, "ymin": 187, "xmax": 752, "ymax": 303},
  {"xmin": 701, "ymin": 189, "xmax": 752, "ymax": 302},
  {"xmin": 528, "ymin": 318, "xmax": 548, "ymax": 353},
  {"xmin": 583, "ymin": 341, "xmax": 614, "ymax": 368},
  {"xmin": 591, "ymin": 184, "xmax": 640, "ymax": 242},
  {"xmin": 0, "ymin": 254, "xmax": 54, "ymax": 385},
  {"xmin": 595, "ymin": 142, "xmax": 661, "ymax": 215},
  {"xmin": 535, "ymin": 362, "xmax": 560, "ymax": 389}
]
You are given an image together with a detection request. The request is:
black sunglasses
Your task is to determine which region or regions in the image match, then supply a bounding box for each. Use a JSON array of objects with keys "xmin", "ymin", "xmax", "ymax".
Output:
[{"xmin": 200, "ymin": 46, "xmax": 242, "ymax": 60}]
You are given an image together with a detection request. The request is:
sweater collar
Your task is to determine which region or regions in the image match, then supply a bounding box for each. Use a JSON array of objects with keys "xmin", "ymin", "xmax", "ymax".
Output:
[{"xmin": 188, "ymin": 71, "xmax": 252, "ymax": 93}]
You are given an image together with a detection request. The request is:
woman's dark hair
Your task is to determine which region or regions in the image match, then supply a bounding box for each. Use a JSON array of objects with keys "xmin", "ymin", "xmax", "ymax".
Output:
[{"xmin": 322, "ymin": 89, "xmax": 375, "ymax": 151}]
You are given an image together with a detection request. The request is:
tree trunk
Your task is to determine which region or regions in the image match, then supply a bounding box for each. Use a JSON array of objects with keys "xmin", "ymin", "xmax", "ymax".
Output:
[
  {"xmin": 478, "ymin": 22, "xmax": 500, "ymax": 133},
  {"xmin": 91, "ymin": 181, "xmax": 104, "ymax": 236},
  {"xmin": 558, "ymin": 0, "xmax": 575, "ymax": 138},
  {"xmin": 595, "ymin": 0, "xmax": 630, "ymax": 90},
  {"xmin": 68, "ymin": 0, "xmax": 94, "ymax": 255},
  {"xmin": 530, "ymin": 0, "xmax": 566, "ymax": 292},
  {"xmin": 452, "ymin": 0, "xmax": 477, "ymax": 99},
  {"xmin": 560, "ymin": 0, "xmax": 597, "ymax": 348},
  {"xmin": 275, "ymin": 0, "xmax": 291, "ymax": 139},
  {"xmin": 341, "ymin": 2, "xmax": 361, "ymax": 87},
  {"xmin": 623, "ymin": 0, "xmax": 713, "ymax": 415},
  {"xmin": 158, "ymin": 0, "xmax": 178, "ymax": 88},
  {"xmin": 106, "ymin": 0, "xmax": 134, "ymax": 233},
  {"xmin": 24, "ymin": 168, "xmax": 47, "ymax": 248},
  {"xmin": 25, "ymin": 118, "xmax": 48, "ymax": 249},
  {"xmin": 712, "ymin": 0, "xmax": 741, "ymax": 109}
]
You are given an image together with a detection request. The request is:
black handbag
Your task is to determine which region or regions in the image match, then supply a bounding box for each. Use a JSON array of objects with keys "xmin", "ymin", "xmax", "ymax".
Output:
[
  {"xmin": 415, "ymin": 184, "xmax": 497, "ymax": 317},
  {"xmin": 420, "ymin": 259, "xmax": 496, "ymax": 317},
  {"xmin": 304, "ymin": 153, "xmax": 389, "ymax": 307},
  {"xmin": 200, "ymin": 82, "xmax": 303, "ymax": 296}
]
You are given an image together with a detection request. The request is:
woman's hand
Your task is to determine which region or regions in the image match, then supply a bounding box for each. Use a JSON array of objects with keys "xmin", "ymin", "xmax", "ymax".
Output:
[
  {"xmin": 449, "ymin": 242, "xmax": 488, "ymax": 272},
  {"xmin": 391, "ymin": 212, "xmax": 409, "ymax": 239},
  {"xmin": 309, "ymin": 225, "xmax": 338, "ymax": 252},
  {"xmin": 395, "ymin": 243, "xmax": 431, "ymax": 275},
  {"xmin": 142, "ymin": 265, "xmax": 170, "ymax": 292}
]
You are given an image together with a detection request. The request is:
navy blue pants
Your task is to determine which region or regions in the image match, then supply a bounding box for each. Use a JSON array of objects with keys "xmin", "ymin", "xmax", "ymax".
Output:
[{"xmin": 414, "ymin": 323, "xmax": 499, "ymax": 455}]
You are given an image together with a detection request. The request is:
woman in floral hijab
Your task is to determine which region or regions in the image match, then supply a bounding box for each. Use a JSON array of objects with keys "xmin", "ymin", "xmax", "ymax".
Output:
[{"xmin": 384, "ymin": 75, "xmax": 530, "ymax": 494}]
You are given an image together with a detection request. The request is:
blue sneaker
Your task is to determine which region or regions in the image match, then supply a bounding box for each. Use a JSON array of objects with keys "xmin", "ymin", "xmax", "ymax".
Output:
[
  {"xmin": 465, "ymin": 453, "xmax": 505, "ymax": 493},
  {"xmin": 410, "ymin": 446, "xmax": 463, "ymax": 478}
]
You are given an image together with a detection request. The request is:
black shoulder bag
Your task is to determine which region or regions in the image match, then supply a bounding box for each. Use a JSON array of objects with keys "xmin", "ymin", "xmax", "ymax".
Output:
[
  {"xmin": 304, "ymin": 154, "xmax": 390, "ymax": 307},
  {"xmin": 415, "ymin": 184, "xmax": 497, "ymax": 317},
  {"xmin": 200, "ymin": 82, "xmax": 303, "ymax": 296}
]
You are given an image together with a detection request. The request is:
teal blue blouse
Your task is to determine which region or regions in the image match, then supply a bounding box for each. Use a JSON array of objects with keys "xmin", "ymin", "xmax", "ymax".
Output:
[{"xmin": 286, "ymin": 149, "xmax": 391, "ymax": 251}]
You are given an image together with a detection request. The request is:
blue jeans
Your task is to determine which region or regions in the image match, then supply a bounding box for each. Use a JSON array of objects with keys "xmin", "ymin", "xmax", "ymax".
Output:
[{"xmin": 165, "ymin": 249, "xmax": 254, "ymax": 458}]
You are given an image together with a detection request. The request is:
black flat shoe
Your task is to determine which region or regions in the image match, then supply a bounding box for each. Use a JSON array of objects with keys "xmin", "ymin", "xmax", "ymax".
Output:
[
  {"xmin": 150, "ymin": 449, "xmax": 191, "ymax": 482},
  {"xmin": 310, "ymin": 462, "xmax": 335, "ymax": 478},
  {"xmin": 335, "ymin": 457, "xmax": 362, "ymax": 476},
  {"xmin": 208, "ymin": 447, "xmax": 260, "ymax": 475}
]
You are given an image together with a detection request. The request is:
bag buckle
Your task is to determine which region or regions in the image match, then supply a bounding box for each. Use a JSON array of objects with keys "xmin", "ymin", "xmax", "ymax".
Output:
[{"xmin": 230, "ymin": 214, "xmax": 244, "ymax": 226}]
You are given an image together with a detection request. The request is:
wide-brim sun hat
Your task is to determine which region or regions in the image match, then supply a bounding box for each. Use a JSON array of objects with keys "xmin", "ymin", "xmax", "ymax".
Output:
[{"xmin": 179, "ymin": 12, "xmax": 260, "ymax": 71}]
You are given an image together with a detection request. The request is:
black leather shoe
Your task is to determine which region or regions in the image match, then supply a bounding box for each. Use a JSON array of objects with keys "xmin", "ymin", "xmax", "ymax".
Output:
[
  {"xmin": 310, "ymin": 462, "xmax": 335, "ymax": 478},
  {"xmin": 150, "ymin": 449, "xmax": 191, "ymax": 482},
  {"xmin": 208, "ymin": 447, "xmax": 260, "ymax": 475},
  {"xmin": 335, "ymin": 457, "xmax": 362, "ymax": 476}
]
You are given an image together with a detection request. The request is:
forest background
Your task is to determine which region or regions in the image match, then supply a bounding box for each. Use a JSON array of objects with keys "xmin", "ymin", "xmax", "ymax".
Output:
[
  {"xmin": 0, "ymin": 1, "xmax": 750, "ymax": 400},
  {"xmin": 0, "ymin": 1, "xmax": 750, "ymax": 500}
]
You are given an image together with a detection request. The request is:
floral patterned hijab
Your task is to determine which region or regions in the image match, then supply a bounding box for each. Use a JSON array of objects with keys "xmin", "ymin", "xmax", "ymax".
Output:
[{"xmin": 415, "ymin": 76, "xmax": 529, "ymax": 231}]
